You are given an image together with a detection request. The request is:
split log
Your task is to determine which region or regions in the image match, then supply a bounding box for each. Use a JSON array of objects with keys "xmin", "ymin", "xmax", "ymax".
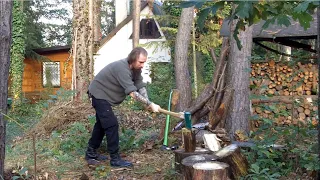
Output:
[
  {"xmin": 203, "ymin": 134, "xmax": 221, "ymax": 152},
  {"xmin": 174, "ymin": 148, "xmax": 211, "ymax": 173},
  {"xmin": 182, "ymin": 128, "xmax": 196, "ymax": 153},
  {"xmin": 215, "ymin": 144, "xmax": 248, "ymax": 179}
]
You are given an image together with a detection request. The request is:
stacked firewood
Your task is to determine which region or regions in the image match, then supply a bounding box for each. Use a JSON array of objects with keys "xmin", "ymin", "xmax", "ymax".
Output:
[
  {"xmin": 250, "ymin": 60, "xmax": 318, "ymax": 126},
  {"xmin": 250, "ymin": 61, "xmax": 318, "ymax": 96},
  {"xmin": 252, "ymin": 98, "xmax": 317, "ymax": 126}
]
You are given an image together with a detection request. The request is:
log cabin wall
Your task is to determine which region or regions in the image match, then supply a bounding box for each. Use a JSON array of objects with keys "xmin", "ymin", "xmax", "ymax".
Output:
[
  {"xmin": 21, "ymin": 50, "xmax": 72, "ymax": 100},
  {"xmin": 250, "ymin": 60, "xmax": 318, "ymax": 126}
]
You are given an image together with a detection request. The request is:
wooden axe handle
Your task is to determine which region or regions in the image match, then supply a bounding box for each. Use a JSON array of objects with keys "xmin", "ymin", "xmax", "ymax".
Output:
[{"xmin": 159, "ymin": 108, "xmax": 184, "ymax": 119}]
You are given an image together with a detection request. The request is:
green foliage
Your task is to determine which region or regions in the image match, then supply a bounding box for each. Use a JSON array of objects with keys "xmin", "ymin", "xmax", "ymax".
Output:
[
  {"xmin": 10, "ymin": 0, "xmax": 26, "ymax": 106},
  {"xmin": 147, "ymin": 62, "xmax": 175, "ymax": 109},
  {"xmin": 243, "ymin": 103, "xmax": 319, "ymax": 179},
  {"xmin": 23, "ymin": 1, "xmax": 45, "ymax": 49},
  {"xmin": 119, "ymin": 128, "xmax": 154, "ymax": 152},
  {"xmin": 93, "ymin": 165, "xmax": 110, "ymax": 179},
  {"xmin": 188, "ymin": 1, "xmax": 319, "ymax": 50},
  {"xmin": 12, "ymin": 167, "xmax": 31, "ymax": 180}
]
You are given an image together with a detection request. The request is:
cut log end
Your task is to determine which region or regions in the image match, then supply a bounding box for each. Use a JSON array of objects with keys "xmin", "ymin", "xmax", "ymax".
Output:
[
  {"xmin": 193, "ymin": 161, "xmax": 229, "ymax": 170},
  {"xmin": 182, "ymin": 154, "xmax": 229, "ymax": 180},
  {"xmin": 174, "ymin": 148, "xmax": 211, "ymax": 173}
]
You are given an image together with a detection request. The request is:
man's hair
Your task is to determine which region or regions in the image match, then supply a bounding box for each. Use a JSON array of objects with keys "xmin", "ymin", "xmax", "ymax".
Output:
[{"xmin": 127, "ymin": 47, "xmax": 148, "ymax": 64}]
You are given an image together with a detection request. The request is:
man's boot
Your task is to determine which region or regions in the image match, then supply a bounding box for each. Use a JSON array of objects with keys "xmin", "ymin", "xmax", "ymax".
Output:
[
  {"xmin": 85, "ymin": 146, "xmax": 108, "ymax": 166},
  {"xmin": 110, "ymin": 153, "xmax": 133, "ymax": 168}
]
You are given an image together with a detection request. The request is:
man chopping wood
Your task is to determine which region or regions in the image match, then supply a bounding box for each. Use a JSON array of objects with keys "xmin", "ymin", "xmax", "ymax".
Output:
[{"xmin": 85, "ymin": 47, "xmax": 160, "ymax": 167}]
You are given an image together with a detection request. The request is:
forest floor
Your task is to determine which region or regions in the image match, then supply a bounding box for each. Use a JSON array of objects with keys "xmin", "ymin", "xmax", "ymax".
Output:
[
  {"xmin": 4, "ymin": 100, "xmax": 318, "ymax": 180},
  {"xmin": 4, "ymin": 101, "xmax": 182, "ymax": 180}
]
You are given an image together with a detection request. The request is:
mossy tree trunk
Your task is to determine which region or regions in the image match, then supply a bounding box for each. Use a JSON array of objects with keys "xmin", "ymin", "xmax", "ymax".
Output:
[
  {"xmin": 10, "ymin": 0, "xmax": 26, "ymax": 106},
  {"xmin": 72, "ymin": 0, "xmax": 98, "ymax": 101}
]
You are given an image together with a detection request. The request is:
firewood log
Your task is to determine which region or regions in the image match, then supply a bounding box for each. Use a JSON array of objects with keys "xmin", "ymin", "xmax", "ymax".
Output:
[
  {"xmin": 174, "ymin": 148, "xmax": 211, "ymax": 173},
  {"xmin": 215, "ymin": 144, "xmax": 248, "ymax": 179},
  {"xmin": 182, "ymin": 154, "xmax": 229, "ymax": 180}
]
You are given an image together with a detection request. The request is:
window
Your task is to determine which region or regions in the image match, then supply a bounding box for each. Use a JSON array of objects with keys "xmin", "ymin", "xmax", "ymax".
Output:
[
  {"xmin": 140, "ymin": 19, "xmax": 161, "ymax": 39},
  {"xmin": 43, "ymin": 62, "xmax": 60, "ymax": 87},
  {"xmin": 130, "ymin": 19, "xmax": 161, "ymax": 39}
]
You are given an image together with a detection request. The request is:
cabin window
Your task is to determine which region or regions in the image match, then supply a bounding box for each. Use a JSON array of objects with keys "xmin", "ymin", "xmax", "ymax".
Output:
[
  {"xmin": 42, "ymin": 62, "xmax": 60, "ymax": 87},
  {"xmin": 130, "ymin": 19, "xmax": 161, "ymax": 39}
]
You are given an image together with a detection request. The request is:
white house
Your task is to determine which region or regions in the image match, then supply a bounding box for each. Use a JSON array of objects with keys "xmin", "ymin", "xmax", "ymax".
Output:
[{"xmin": 94, "ymin": 0, "xmax": 171, "ymax": 83}]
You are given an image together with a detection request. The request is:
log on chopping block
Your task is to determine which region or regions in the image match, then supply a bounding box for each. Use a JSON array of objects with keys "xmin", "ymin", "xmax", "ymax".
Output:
[
  {"xmin": 174, "ymin": 147, "xmax": 211, "ymax": 173},
  {"xmin": 182, "ymin": 128, "xmax": 196, "ymax": 153},
  {"xmin": 215, "ymin": 144, "xmax": 248, "ymax": 180},
  {"xmin": 182, "ymin": 154, "xmax": 229, "ymax": 180}
]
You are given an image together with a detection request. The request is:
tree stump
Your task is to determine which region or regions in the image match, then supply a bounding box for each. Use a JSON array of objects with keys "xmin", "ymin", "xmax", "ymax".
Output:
[
  {"xmin": 215, "ymin": 144, "xmax": 248, "ymax": 179},
  {"xmin": 182, "ymin": 154, "xmax": 229, "ymax": 180},
  {"xmin": 174, "ymin": 147, "xmax": 210, "ymax": 173}
]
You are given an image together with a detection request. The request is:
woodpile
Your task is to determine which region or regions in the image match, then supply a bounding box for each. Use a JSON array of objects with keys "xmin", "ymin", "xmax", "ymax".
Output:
[
  {"xmin": 250, "ymin": 61, "xmax": 318, "ymax": 96},
  {"xmin": 250, "ymin": 61, "xmax": 318, "ymax": 126}
]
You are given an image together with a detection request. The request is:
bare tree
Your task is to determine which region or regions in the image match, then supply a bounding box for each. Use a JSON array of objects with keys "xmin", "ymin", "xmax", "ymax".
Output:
[
  {"xmin": 132, "ymin": 0, "xmax": 141, "ymax": 48},
  {"xmin": 174, "ymin": 6, "xmax": 194, "ymax": 111},
  {"xmin": 0, "ymin": 0, "xmax": 13, "ymax": 177}
]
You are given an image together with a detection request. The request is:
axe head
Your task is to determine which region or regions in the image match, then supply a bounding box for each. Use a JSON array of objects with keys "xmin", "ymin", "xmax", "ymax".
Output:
[{"xmin": 172, "ymin": 121, "xmax": 185, "ymax": 132}]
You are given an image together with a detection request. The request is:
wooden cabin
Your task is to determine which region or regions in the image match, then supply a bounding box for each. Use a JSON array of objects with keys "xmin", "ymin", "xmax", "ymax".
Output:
[{"xmin": 20, "ymin": 45, "xmax": 72, "ymax": 100}]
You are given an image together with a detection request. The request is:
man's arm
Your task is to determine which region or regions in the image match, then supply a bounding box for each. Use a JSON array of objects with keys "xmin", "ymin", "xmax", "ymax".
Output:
[
  {"xmin": 129, "ymin": 90, "xmax": 151, "ymax": 106},
  {"xmin": 138, "ymin": 87, "xmax": 149, "ymax": 100},
  {"xmin": 129, "ymin": 88, "xmax": 160, "ymax": 112}
]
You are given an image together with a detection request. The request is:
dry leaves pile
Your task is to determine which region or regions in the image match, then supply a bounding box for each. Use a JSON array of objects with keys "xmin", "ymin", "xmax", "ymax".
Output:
[{"xmin": 29, "ymin": 101, "xmax": 165, "ymax": 136}]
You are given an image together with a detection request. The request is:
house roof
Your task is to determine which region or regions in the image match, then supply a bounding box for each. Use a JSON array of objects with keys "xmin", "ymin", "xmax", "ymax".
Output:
[
  {"xmin": 220, "ymin": 13, "xmax": 318, "ymax": 39},
  {"xmin": 99, "ymin": 1, "xmax": 164, "ymax": 48},
  {"xmin": 33, "ymin": 45, "xmax": 70, "ymax": 55}
]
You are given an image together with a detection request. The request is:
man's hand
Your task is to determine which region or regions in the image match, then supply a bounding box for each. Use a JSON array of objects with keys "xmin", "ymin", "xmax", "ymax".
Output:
[{"xmin": 148, "ymin": 103, "xmax": 160, "ymax": 112}]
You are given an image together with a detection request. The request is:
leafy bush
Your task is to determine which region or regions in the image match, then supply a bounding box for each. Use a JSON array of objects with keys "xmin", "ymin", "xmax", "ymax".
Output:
[
  {"xmin": 119, "ymin": 127, "xmax": 155, "ymax": 152},
  {"xmin": 147, "ymin": 62, "xmax": 175, "ymax": 109},
  {"xmin": 243, "ymin": 115, "xmax": 319, "ymax": 179}
]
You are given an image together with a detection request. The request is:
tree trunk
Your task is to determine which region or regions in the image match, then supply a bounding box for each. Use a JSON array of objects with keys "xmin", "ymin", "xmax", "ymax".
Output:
[
  {"xmin": 0, "ymin": 0, "xmax": 13, "ymax": 177},
  {"xmin": 174, "ymin": 6, "xmax": 194, "ymax": 111},
  {"xmin": 317, "ymin": 5, "xmax": 320, "ymax": 180},
  {"xmin": 72, "ymin": 0, "xmax": 93, "ymax": 101},
  {"xmin": 225, "ymin": 18, "xmax": 252, "ymax": 139},
  {"xmin": 88, "ymin": 0, "xmax": 94, "ymax": 81},
  {"xmin": 132, "ymin": 0, "xmax": 141, "ymax": 48},
  {"xmin": 93, "ymin": 0, "xmax": 101, "ymax": 52},
  {"xmin": 10, "ymin": 0, "xmax": 25, "ymax": 106}
]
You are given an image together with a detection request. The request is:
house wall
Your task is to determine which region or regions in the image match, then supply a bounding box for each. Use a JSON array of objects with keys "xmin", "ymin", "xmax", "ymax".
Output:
[
  {"xmin": 21, "ymin": 51, "xmax": 72, "ymax": 99},
  {"xmin": 94, "ymin": 6, "xmax": 171, "ymax": 83}
]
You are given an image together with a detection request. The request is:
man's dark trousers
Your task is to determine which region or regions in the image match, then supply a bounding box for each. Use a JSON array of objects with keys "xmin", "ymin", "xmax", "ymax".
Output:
[{"xmin": 88, "ymin": 96, "xmax": 119, "ymax": 155}]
